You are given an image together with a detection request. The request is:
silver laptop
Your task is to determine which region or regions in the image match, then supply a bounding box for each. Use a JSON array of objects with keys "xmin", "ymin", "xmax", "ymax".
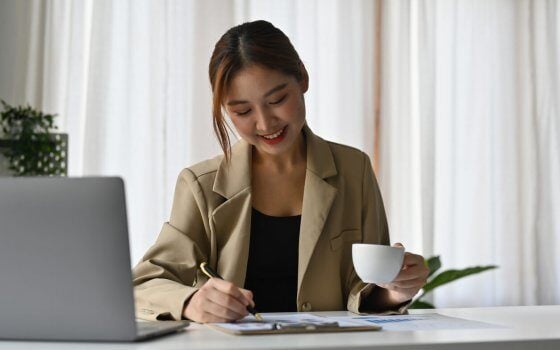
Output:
[{"xmin": 0, "ymin": 177, "xmax": 188, "ymax": 342}]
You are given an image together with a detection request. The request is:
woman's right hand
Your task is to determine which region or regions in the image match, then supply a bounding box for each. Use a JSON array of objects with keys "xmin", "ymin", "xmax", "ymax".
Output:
[{"xmin": 182, "ymin": 277, "xmax": 255, "ymax": 323}]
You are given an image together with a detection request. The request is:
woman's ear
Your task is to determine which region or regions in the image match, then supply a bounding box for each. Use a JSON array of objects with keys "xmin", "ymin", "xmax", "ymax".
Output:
[{"xmin": 299, "ymin": 63, "xmax": 309, "ymax": 93}]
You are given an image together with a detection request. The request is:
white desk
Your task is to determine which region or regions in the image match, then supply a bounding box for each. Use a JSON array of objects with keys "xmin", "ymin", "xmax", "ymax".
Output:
[{"xmin": 0, "ymin": 306, "xmax": 558, "ymax": 349}]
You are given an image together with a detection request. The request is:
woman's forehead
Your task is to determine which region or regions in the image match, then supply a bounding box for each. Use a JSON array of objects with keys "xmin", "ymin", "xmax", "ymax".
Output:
[{"xmin": 226, "ymin": 65, "xmax": 295, "ymax": 100}]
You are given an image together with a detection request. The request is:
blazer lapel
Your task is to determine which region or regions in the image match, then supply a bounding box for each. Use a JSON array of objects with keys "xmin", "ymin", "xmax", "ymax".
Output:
[
  {"xmin": 298, "ymin": 126, "xmax": 338, "ymax": 292},
  {"xmin": 211, "ymin": 139, "xmax": 252, "ymax": 287},
  {"xmin": 209, "ymin": 126, "xmax": 339, "ymax": 293}
]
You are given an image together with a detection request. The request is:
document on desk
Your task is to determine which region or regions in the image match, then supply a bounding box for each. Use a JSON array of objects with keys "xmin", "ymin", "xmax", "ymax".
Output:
[
  {"xmin": 327, "ymin": 313, "xmax": 504, "ymax": 331},
  {"xmin": 207, "ymin": 313, "xmax": 380, "ymax": 335}
]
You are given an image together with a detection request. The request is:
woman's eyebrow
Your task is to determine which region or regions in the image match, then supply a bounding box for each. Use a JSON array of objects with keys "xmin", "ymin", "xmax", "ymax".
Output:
[
  {"xmin": 226, "ymin": 82, "xmax": 288, "ymax": 106},
  {"xmin": 263, "ymin": 82, "xmax": 288, "ymax": 97}
]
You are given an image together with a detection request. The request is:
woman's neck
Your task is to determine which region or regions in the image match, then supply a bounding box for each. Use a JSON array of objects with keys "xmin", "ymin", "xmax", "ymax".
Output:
[{"xmin": 252, "ymin": 131, "xmax": 306, "ymax": 173}]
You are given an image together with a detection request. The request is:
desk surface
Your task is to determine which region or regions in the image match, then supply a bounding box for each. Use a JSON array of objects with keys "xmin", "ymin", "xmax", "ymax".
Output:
[{"xmin": 0, "ymin": 305, "xmax": 558, "ymax": 350}]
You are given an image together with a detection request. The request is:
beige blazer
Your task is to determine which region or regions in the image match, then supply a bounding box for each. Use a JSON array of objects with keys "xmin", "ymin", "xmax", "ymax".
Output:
[{"xmin": 133, "ymin": 126, "xmax": 396, "ymax": 321}]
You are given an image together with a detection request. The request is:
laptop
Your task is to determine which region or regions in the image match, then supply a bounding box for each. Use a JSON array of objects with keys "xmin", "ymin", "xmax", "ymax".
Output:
[{"xmin": 0, "ymin": 177, "xmax": 188, "ymax": 342}]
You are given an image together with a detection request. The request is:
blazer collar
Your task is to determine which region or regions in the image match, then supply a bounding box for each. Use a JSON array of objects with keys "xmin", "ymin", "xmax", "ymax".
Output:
[
  {"xmin": 212, "ymin": 124, "xmax": 337, "ymax": 199},
  {"xmin": 212, "ymin": 137, "xmax": 252, "ymax": 199},
  {"xmin": 303, "ymin": 124, "xmax": 337, "ymax": 180},
  {"xmin": 297, "ymin": 125, "xmax": 338, "ymax": 292},
  {"xmin": 210, "ymin": 124, "xmax": 339, "ymax": 290}
]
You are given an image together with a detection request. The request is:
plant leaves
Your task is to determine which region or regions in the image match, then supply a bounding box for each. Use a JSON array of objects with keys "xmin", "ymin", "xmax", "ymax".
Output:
[
  {"xmin": 0, "ymin": 100, "xmax": 65, "ymax": 176},
  {"xmin": 409, "ymin": 300, "xmax": 435, "ymax": 309},
  {"xmin": 426, "ymin": 255, "xmax": 442, "ymax": 278},
  {"xmin": 422, "ymin": 265, "xmax": 498, "ymax": 294}
]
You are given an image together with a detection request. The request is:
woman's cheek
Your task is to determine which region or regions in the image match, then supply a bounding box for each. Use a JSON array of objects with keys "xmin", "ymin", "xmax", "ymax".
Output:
[{"xmin": 231, "ymin": 118, "xmax": 255, "ymax": 140}]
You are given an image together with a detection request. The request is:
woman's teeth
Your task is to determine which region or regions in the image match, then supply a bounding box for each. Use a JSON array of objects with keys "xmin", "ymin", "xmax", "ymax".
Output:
[{"xmin": 262, "ymin": 127, "xmax": 284, "ymax": 139}]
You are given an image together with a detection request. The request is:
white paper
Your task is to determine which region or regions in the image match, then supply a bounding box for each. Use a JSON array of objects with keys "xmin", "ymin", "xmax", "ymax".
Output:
[
  {"xmin": 210, "ymin": 322, "xmax": 276, "ymax": 331},
  {"xmin": 327, "ymin": 313, "xmax": 504, "ymax": 331},
  {"xmin": 211, "ymin": 313, "xmax": 370, "ymax": 332}
]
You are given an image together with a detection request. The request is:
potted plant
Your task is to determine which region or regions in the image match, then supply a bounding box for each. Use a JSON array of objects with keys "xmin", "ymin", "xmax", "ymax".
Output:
[
  {"xmin": 409, "ymin": 255, "xmax": 498, "ymax": 309},
  {"xmin": 0, "ymin": 100, "xmax": 67, "ymax": 176}
]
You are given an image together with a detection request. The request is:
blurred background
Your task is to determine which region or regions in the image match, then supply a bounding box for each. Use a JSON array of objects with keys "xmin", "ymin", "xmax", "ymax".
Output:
[{"xmin": 0, "ymin": 0, "xmax": 558, "ymax": 308}]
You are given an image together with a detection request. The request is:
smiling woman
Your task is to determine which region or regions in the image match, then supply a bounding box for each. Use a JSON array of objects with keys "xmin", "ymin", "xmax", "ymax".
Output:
[
  {"xmin": 132, "ymin": 20, "xmax": 429, "ymax": 324},
  {"xmin": 225, "ymin": 66, "xmax": 307, "ymax": 160},
  {"xmin": 3, "ymin": 0, "xmax": 557, "ymax": 315},
  {"xmin": 208, "ymin": 20, "xmax": 308, "ymax": 163}
]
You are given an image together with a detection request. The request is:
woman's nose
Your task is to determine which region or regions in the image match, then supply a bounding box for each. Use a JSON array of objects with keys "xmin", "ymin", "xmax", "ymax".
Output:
[{"xmin": 255, "ymin": 108, "xmax": 276, "ymax": 132}]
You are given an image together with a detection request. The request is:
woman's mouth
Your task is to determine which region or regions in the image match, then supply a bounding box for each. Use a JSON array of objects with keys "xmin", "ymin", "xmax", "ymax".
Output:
[{"xmin": 259, "ymin": 126, "xmax": 287, "ymax": 145}]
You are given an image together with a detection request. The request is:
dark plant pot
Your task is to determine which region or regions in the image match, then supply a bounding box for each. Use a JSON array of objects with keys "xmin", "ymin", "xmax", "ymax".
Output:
[{"xmin": 0, "ymin": 133, "xmax": 68, "ymax": 176}]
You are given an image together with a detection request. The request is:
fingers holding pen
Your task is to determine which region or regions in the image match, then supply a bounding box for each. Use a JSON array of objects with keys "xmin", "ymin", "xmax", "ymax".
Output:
[
  {"xmin": 183, "ymin": 278, "xmax": 255, "ymax": 323},
  {"xmin": 238, "ymin": 288, "xmax": 256, "ymax": 308},
  {"xmin": 210, "ymin": 278, "xmax": 255, "ymax": 312}
]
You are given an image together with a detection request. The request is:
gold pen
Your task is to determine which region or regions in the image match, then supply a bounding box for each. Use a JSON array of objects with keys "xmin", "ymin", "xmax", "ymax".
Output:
[{"xmin": 199, "ymin": 262, "xmax": 263, "ymax": 321}]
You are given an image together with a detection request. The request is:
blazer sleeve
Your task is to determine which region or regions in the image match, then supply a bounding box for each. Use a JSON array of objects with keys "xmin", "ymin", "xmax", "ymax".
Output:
[
  {"xmin": 346, "ymin": 153, "xmax": 408, "ymax": 315},
  {"xmin": 132, "ymin": 169, "xmax": 210, "ymax": 321}
]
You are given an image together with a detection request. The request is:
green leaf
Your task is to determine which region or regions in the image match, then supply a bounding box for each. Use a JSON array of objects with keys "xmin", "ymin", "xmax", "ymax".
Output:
[
  {"xmin": 409, "ymin": 300, "xmax": 435, "ymax": 309},
  {"xmin": 422, "ymin": 265, "xmax": 498, "ymax": 294},
  {"xmin": 0, "ymin": 100, "xmax": 65, "ymax": 176},
  {"xmin": 426, "ymin": 255, "xmax": 442, "ymax": 278}
]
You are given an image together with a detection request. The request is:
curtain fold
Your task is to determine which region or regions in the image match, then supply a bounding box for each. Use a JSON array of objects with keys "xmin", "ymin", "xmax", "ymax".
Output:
[
  {"xmin": 5, "ymin": 0, "xmax": 377, "ymax": 266},
  {"xmin": 378, "ymin": 0, "xmax": 560, "ymax": 306},
  {"xmin": 1, "ymin": 0, "xmax": 558, "ymax": 306},
  {"xmin": 529, "ymin": 0, "xmax": 560, "ymax": 305}
]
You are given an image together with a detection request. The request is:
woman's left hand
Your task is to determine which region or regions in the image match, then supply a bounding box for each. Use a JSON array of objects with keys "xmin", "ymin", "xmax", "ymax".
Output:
[{"xmin": 377, "ymin": 243, "xmax": 430, "ymax": 305}]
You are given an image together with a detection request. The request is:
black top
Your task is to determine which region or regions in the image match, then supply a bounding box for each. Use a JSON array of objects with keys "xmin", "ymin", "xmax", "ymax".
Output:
[{"xmin": 244, "ymin": 208, "xmax": 301, "ymax": 312}]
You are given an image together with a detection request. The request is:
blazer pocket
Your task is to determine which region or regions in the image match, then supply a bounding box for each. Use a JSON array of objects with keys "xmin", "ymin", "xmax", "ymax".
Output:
[{"xmin": 330, "ymin": 229, "xmax": 362, "ymax": 251}]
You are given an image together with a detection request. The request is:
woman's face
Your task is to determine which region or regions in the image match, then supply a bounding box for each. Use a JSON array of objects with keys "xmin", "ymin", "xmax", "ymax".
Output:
[{"xmin": 224, "ymin": 65, "xmax": 308, "ymax": 158}]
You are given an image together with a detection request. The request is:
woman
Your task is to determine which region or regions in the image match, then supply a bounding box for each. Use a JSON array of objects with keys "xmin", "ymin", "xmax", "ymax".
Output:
[{"xmin": 133, "ymin": 20, "xmax": 429, "ymax": 323}]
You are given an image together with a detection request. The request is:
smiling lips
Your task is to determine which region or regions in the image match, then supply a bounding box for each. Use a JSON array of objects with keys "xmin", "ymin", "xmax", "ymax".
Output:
[{"xmin": 259, "ymin": 126, "xmax": 287, "ymax": 145}]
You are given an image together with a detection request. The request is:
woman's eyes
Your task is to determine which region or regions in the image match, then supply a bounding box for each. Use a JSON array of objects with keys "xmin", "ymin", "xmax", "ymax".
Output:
[
  {"xmin": 232, "ymin": 95, "xmax": 288, "ymax": 116},
  {"xmin": 270, "ymin": 94, "xmax": 287, "ymax": 105}
]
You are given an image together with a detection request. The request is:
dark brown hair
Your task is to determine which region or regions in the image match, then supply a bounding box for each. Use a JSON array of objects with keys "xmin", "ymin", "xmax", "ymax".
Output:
[{"xmin": 209, "ymin": 20, "xmax": 305, "ymax": 161}]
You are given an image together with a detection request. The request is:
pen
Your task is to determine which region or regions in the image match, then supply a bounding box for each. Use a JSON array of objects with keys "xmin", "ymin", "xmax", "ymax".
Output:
[{"xmin": 199, "ymin": 262, "xmax": 263, "ymax": 321}]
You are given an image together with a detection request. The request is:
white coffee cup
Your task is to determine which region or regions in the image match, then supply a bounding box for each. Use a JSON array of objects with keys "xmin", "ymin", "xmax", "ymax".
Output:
[{"xmin": 352, "ymin": 244, "xmax": 405, "ymax": 284}]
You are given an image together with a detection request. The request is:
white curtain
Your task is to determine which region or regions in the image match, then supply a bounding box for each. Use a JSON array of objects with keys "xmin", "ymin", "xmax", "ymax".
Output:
[
  {"xmin": 379, "ymin": 0, "xmax": 560, "ymax": 307},
  {"xmin": 2, "ymin": 0, "xmax": 558, "ymax": 307},
  {"xmin": 2, "ymin": 0, "xmax": 376, "ymax": 266}
]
